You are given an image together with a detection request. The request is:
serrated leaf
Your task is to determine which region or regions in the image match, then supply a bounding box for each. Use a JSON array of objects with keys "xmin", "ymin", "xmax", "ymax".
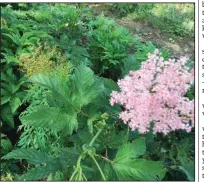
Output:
[
  {"xmin": 72, "ymin": 64, "xmax": 102, "ymax": 107},
  {"xmin": 109, "ymin": 130, "xmax": 128, "ymax": 149},
  {"xmin": 104, "ymin": 162, "xmax": 117, "ymax": 180},
  {"xmin": 2, "ymin": 148, "xmax": 54, "ymax": 165},
  {"xmin": 59, "ymin": 147, "xmax": 80, "ymax": 168},
  {"xmin": 114, "ymin": 137, "xmax": 146, "ymax": 163},
  {"xmin": 5, "ymin": 150, "xmax": 64, "ymax": 181},
  {"xmin": 69, "ymin": 128, "xmax": 92, "ymax": 145},
  {"xmin": 29, "ymin": 74, "xmax": 75, "ymax": 109},
  {"xmin": 17, "ymin": 158, "xmax": 63, "ymax": 181},
  {"xmin": 112, "ymin": 137, "xmax": 166, "ymax": 180},
  {"xmin": 113, "ymin": 158, "xmax": 166, "ymax": 180},
  {"xmin": 20, "ymin": 107, "xmax": 77, "ymax": 135},
  {"xmin": 29, "ymin": 74, "xmax": 65, "ymax": 93}
]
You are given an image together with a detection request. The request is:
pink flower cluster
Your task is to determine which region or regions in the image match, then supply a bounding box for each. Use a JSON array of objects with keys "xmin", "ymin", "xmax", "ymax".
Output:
[{"xmin": 110, "ymin": 49, "xmax": 194, "ymax": 135}]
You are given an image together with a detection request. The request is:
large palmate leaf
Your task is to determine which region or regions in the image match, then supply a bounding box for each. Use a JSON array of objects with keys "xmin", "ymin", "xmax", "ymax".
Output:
[
  {"xmin": 2, "ymin": 149, "xmax": 64, "ymax": 181},
  {"xmin": 71, "ymin": 64, "xmax": 103, "ymax": 108},
  {"xmin": 17, "ymin": 163, "xmax": 61, "ymax": 181},
  {"xmin": 113, "ymin": 158, "xmax": 166, "ymax": 180},
  {"xmin": 114, "ymin": 137, "xmax": 146, "ymax": 163},
  {"xmin": 2, "ymin": 148, "xmax": 53, "ymax": 165},
  {"xmin": 29, "ymin": 74, "xmax": 74, "ymax": 109},
  {"xmin": 109, "ymin": 130, "xmax": 128, "ymax": 149},
  {"xmin": 112, "ymin": 137, "xmax": 166, "ymax": 180},
  {"xmin": 30, "ymin": 64, "xmax": 103, "ymax": 110},
  {"xmin": 20, "ymin": 107, "xmax": 77, "ymax": 135}
]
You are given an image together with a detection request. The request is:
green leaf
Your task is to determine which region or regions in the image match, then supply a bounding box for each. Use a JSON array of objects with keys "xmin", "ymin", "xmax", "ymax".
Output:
[
  {"xmin": 1, "ymin": 105, "xmax": 14, "ymax": 128},
  {"xmin": 113, "ymin": 158, "xmax": 166, "ymax": 180},
  {"xmin": 9, "ymin": 97, "xmax": 21, "ymax": 114},
  {"xmin": 114, "ymin": 137, "xmax": 146, "ymax": 163},
  {"xmin": 1, "ymin": 96, "xmax": 11, "ymax": 105},
  {"xmin": 178, "ymin": 151, "xmax": 195, "ymax": 181},
  {"xmin": 20, "ymin": 107, "xmax": 78, "ymax": 135},
  {"xmin": 17, "ymin": 166, "xmax": 54, "ymax": 181},
  {"xmin": 29, "ymin": 74, "xmax": 74, "ymax": 109},
  {"xmin": 121, "ymin": 55, "xmax": 140, "ymax": 76},
  {"xmin": 109, "ymin": 130, "xmax": 128, "ymax": 149},
  {"xmin": 1, "ymin": 138, "xmax": 12, "ymax": 154},
  {"xmin": 59, "ymin": 147, "xmax": 80, "ymax": 167},
  {"xmin": 17, "ymin": 158, "xmax": 63, "ymax": 181},
  {"xmin": 101, "ymin": 77, "xmax": 119, "ymax": 95},
  {"xmin": 72, "ymin": 64, "xmax": 102, "ymax": 107},
  {"xmin": 112, "ymin": 137, "xmax": 166, "ymax": 180},
  {"xmin": 3, "ymin": 149, "xmax": 64, "ymax": 181},
  {"xmin": 29, "ymin": 74, "xmax": 67, "ymax": 96},
  {"xmin": 178, "ymin": 160, "xmax": 194, "ymax": 181},
  {"xmin": 104, "ymin": 162, "xmax": 117, "ymax": 180},
  {"xmin": 2, "ymin": 148, "xmax": 54, "ymax": 165}
]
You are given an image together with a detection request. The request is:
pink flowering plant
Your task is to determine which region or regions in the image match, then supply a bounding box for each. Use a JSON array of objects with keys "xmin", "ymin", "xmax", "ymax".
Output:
[{"xmin": 110, "ymin": 49, "xmax": 194, "ymax": 135}]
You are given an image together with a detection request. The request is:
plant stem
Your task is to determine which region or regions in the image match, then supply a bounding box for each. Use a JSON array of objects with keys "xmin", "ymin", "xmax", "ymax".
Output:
[
  {"xmin": 89, "ymin": 154, "xmax": 106, "ymax": 181},
  {"xmin": 69, "ymin": 153, "xmax": 84, "ymax": 181},
  {"xmin": 76, "ymin": 153, "xmax": 84, "ymax": 168},
  {"xmin": 95, "ymin": 154, "xmax": 113, "ymax": 164},
  {"xmin": 89, "ymin": 128, "xmax": 103, "ymax": 147},
  {"xmin": 82, "ymin": 173, "xmax": 87, "ymax": 181},
  {"xmin": 100, "ymin": 156, "xmax": 113, "ymax": 164},
  {"xmin": 69, "ymin": 168, "xmax": 78, "ymax": 181}
]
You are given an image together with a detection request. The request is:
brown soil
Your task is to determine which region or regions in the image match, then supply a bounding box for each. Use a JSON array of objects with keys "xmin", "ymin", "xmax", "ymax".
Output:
[{"xmin": 89, "ymin": 4, "xmax": 195, "ymax": 59}]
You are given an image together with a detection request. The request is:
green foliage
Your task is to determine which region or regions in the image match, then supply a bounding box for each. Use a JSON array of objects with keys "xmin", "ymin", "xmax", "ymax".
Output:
[
  {"xmin": 124, "ymin": 3, "xmax": 194, "ymax": 37},
  {"xmin": 148, "ymin": 4, "xmax": 194, "ymax": 37},
  {"xmin": 1, "ymin": 68, "xmax": 26, "ymax": 128},
  {"xmin": 1, "ymin": 134, "xmax": 13, "ymax": 155},
  {"xmin": 1, "ymin": 3, "xmax": 194, "ymax": 181},
  {"xmin": 111, "ymin": 137, "xmax": 166, "ymax": 180},
  {"xmin": 109, "ymin": 3, "xmax": 138, "ymax": 16},
  {"xmin": 19, "ymin": 64, "xmax": 103, "ymax": 137},
  {"xmin": 110, "ymin": 3, "xmax": 154, "ymax": 17},
  {"xmin": 88, "ymin": 14, "xmax": 135, "ymax": 78},
  {"xmin": 2, "ymin": 148, "xmax": 66, "ymax": 180},
  {"xmin": 21, "ymin": 107, "xmax": 78, "ymax": 136},
  {"xmin": 145, "ymin": 131, "xmax": 195, "ymax": 181}
]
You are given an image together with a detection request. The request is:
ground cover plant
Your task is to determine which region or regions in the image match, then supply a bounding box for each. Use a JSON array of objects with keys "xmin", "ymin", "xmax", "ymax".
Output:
[
  {"xmin": 1, "ymin": 3, "xmax": 194, "ymax": 181},
  {"xmin": 109, "ymin": 3, "xmax": 194, "ymax": 37}
]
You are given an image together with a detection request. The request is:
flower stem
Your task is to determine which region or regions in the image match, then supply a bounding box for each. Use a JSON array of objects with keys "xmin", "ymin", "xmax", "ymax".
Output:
[
  {"xmin": 89, "ymin": 154, "xmax": 106, "ymax": 181},
  {"xmin": 69, "ymin": 153, "xmax": 84, "ymax": 181},
  {"xmin": 89, "ymin": 128, "xmax": 103, "ymax": 147}
]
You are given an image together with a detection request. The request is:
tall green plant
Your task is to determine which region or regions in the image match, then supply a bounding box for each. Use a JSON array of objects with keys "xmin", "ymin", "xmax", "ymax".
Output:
[{"xmin": 88, "ymin": 14, "xmax": 135, "ymax": 78}]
